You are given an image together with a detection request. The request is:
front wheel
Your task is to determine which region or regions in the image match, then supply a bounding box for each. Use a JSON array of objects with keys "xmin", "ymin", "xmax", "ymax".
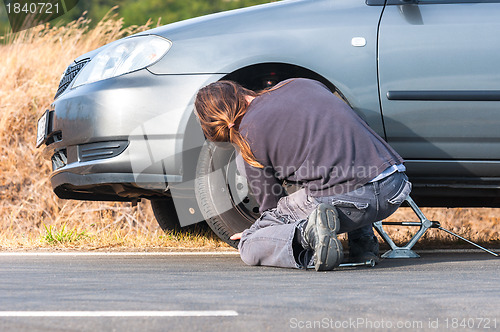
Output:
[{"xmin": 195, "ymin": 142, "xmax": 260, "ymax": 248}]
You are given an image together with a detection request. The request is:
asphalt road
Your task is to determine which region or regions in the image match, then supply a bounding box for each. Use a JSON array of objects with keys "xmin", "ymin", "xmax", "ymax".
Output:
[{"xmin": 0, "ymin": 250, "xmax": 499, "ymax": 332}]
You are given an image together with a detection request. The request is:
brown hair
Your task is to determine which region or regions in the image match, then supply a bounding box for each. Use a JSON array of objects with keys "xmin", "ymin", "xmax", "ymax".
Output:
[{"xmin": 195, "ymin": 80, "xmax": 292, "ymax": 168}]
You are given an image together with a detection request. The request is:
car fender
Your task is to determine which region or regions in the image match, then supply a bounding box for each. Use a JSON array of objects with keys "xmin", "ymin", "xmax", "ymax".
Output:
[{"xmin": 148, "ymin": 0, "xmax": 385, "ymax": 135}]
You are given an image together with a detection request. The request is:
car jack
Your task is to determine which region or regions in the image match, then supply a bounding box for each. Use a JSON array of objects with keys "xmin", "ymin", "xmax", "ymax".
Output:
[{"xmin": 373, "ymin": 196, "xmax": 499, "ymax": 259}]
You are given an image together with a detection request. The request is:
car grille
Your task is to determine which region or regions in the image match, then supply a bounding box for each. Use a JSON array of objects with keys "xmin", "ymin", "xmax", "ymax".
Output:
[
  {"xmin": 54, "ymin": 58, "xmax": 90, "ymax": 99},
  {"xmin": 78, "ymin": 141, "xmax": 129, "ymax": 162}
]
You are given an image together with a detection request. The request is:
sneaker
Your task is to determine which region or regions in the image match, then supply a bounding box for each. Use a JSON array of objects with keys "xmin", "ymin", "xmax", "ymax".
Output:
[
  {"xmin": 296, "ymin": 249, "xmax": 314, "ymax": 269},
  {"xmin": 303, "ymin": 203, "xmax": 343, "ymax": 271},
  {"xmin": 348, "ymin": 235, "xmax": 380, "ymax": 264}
]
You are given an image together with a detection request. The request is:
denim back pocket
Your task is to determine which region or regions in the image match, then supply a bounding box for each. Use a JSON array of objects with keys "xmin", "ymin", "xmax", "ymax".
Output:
[{"xmin": 388, "ymin": 179, "xmax": 412, "ymax": 205}]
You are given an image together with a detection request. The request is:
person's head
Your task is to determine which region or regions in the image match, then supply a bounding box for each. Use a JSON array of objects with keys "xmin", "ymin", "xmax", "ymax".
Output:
[{"xmin": 194, "ymin": 80, "xmax": 262, "ymax": 168}]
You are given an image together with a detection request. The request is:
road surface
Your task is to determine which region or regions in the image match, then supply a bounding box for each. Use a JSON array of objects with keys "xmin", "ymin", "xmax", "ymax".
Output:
[{"xmin": 0, "ymin": 250, "xmax": 499, "ymax": 331}]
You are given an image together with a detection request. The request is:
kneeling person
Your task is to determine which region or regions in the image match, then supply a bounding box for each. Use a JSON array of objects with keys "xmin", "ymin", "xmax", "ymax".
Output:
[{"xmin": 194, "ymin": 78, "xmax": 411, "ymax": 270}]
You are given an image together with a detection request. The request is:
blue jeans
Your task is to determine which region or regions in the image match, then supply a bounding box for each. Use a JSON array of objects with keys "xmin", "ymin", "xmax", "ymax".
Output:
[{"xmin": 238, "ymin": 172, "xmax": 412, "ymax": 268}]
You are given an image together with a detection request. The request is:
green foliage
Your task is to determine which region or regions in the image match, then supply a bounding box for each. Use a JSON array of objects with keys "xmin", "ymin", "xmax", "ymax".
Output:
[
  {"xmin": 0, "ymin": 4, "xmax": 10, "ymax": 34},
  {"xmin": 118, "ymin": 0, "xmax": 275, "ymax": 27},
  {"xmin": 0, "ymin": 0, "xmax": 277, "ymax": 34},
  {"xmin": 42, "ymin": 224, "xmax": 87, "ymax": 244}
]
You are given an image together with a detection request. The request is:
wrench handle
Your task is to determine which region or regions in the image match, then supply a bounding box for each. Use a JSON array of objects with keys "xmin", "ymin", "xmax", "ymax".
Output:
[{"xmin": 338, "ymin": 259, "xmax": 376, "ymax": 268}]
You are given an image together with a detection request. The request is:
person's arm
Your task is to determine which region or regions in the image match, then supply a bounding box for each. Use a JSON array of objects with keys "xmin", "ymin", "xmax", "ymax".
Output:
[{"xmin": 230, "ymin": 163, "xmax": 285, "ymax": 241}]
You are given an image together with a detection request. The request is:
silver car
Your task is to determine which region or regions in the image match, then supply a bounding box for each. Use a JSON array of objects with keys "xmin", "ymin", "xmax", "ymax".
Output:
[{"xmin": 37, "ymin": 0, "xmax": 500, "ymax": 247}]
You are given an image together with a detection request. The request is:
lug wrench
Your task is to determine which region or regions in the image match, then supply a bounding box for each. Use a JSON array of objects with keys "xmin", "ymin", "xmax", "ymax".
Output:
[
  {"xmin": 306, "ymin": 259, "xmax": 376, "ymax": 269},
  {"xmin": 338, "ymin": 259, "xmax": 376, "ymax": 268}
]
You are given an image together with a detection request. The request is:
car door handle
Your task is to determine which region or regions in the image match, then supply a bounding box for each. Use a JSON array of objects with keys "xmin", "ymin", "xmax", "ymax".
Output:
[{"xmin": 398, "ymin": 2, "xmax": 423, "ymax": 25}]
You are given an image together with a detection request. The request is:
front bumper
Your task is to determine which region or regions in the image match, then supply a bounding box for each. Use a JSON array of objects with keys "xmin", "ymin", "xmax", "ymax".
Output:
[{"xmin": 44, "ymin": 70, "xmax": 223, "ymax": 200}]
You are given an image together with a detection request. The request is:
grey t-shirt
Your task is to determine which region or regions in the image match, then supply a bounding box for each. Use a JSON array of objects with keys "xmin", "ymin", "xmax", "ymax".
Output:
[{"xmin": 237, "ymin": 78, "xmax": 404, "ymax": 213}]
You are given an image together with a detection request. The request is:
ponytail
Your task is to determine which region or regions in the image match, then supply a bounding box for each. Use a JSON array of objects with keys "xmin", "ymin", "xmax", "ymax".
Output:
[{"xmin": 229, "ymin": 125, "xmax": 262, "ymax": 168}]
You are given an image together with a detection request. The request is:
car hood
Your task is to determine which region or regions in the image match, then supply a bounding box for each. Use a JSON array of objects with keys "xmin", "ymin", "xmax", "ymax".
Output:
[
  {"xmin": 74, "ymin": 0, "xmax": 306, "ymax": 62},
  {"xmin": 133, "ymin": 0, "xmax": 304, "ymax": 40}
]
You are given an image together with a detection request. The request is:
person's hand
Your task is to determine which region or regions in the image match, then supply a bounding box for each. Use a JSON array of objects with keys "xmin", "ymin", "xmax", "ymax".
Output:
[{"xmin": 230, "ymin": 232, "xmax": 242, "ymax": 240}]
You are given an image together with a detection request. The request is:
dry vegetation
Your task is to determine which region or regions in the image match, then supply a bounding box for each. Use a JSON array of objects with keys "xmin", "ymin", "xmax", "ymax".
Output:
[
  {"xmin": 0, "ymin": 11, "xmax": 229, "ymax": 251},
  {"xmin": 380, "ymin": 206, "xmax": 500, "ymax": 250},
  {"xmin": 0, "ymin": 13, "xmax": 498, "ymax": 251}
]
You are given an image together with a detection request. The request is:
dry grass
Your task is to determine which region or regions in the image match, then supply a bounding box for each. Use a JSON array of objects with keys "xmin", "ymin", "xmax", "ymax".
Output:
[
  {"xmin": 382, "ymin": 206, "xmax": 500, "ymax": 249},
  {"xmin": 0, "ymin": 12, "xmax": 498, "ymax": 251},
  {"xmin": 0, "ymin": 10, "xmax": 230, "ymax": 251}
]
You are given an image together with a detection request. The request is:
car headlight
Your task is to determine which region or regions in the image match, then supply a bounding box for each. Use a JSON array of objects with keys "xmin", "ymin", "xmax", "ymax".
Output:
[{"xmin": 72, "ymin": 35, "xmax": 172, "ymax": 88}]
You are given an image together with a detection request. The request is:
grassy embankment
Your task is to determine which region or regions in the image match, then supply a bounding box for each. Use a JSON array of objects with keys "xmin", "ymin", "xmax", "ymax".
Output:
[
  {"xmin": 0, "ymin": 13, "xmax": 498, "ymax": 251},
  {"xmin": 0, "ymin": 12, "xmax": 226, "ymax": 250}
]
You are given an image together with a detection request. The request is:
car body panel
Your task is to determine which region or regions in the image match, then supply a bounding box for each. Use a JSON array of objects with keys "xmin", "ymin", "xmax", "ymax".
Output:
[
  {"xmin": 145, "ymin": 0, "xmax": 386, "ymax": 134},
  {"xmin": 378, "ymin": 1, "xmax": 500, "ymax": 175},
  {"xmin": 49, "ymin": 71, "xmax": 223, "ymax": 199}
]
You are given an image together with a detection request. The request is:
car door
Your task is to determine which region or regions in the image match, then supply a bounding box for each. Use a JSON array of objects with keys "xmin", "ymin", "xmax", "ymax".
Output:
[{"xmin": 378, "ymin": 0, "xmax": 500, "ymax": 180}]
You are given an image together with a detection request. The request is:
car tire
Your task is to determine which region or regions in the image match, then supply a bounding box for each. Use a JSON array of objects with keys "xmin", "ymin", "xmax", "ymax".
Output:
[
  {"xmin": 151, "ymin": 197, "xmax": 210, "ymax": 233},
  {"xmin": 195, "ymin": 142, "xmax": 261, "ymax": 248}
]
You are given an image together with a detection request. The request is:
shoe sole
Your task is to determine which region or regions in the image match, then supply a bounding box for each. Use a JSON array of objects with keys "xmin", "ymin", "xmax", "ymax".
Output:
[{"xmin": 314, "ymin": 204, "xmax": 343, "ymax": 271}]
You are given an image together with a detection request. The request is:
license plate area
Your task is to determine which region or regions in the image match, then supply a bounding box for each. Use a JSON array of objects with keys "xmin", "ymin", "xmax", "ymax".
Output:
[{"xmin": 36, "ymin": 110, "xmax": 49, "ymax": 148}]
